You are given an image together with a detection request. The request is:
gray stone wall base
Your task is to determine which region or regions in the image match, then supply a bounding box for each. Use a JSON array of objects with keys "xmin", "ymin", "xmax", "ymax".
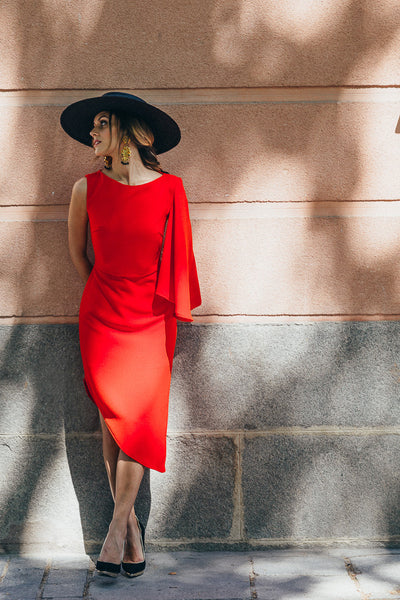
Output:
[{"xmin": 0, "ymin": 323, "xmax": 399, "ymax": 553}]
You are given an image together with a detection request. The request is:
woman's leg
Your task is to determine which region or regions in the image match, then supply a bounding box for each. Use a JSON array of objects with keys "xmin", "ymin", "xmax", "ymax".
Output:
[
  {"xmin": 99, "ymin": 413, "xmax": 119, "ymax": 499},
  {"xmin": 99, "ymin": 413, "xmax": 145, "ymax": 564}
]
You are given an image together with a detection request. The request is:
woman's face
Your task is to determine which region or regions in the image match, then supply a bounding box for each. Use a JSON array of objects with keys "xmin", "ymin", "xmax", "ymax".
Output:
[{"xmin": 90, "ymin": 112, "xmax": 120, "ymax": 157}]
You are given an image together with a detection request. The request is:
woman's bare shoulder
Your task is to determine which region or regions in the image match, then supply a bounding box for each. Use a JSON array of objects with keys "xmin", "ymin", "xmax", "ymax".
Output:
[
  {"xmin": 69, "ymin": 177, "xmax": 88, "ymax": 217},
  {"xmin": 70, "ymin": 177, "xmax": 87, "ymax": 206},
  {"xmin": 72, "ymin": 177, "xmax": 87, "ymax": 197}
]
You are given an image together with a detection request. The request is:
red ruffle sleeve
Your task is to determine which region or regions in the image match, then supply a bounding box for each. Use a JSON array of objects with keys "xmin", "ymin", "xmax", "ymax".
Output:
[{"xmin": 156, "ymin": 177, "xmax": 201, "ymax": 322}]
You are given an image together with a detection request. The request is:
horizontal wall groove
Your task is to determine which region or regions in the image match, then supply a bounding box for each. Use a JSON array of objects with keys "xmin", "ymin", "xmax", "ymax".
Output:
[
  {"xmin": 2, "ymin": 427, "xmax": 399, "ymax": 439},
  {"xmin": 0, "ymin": 205, "xmax": 69, "ymax": 222},
  {"xmin": 0, "ymin": 317, "xmax": 80, "ymax": 325},
  {"xmin": 23, "ymin": 535, "xmax": 400, "ymax": 553},
  {"xmin": 230, "ymin": 536, "xmax": 400, "ymax": 548},
  {"xmin": 2, "ymin": 87, "xmax": 400, "ymax": 107},
  {"xmin": 170, "ymin": 428, "xmax": 400, "ymax": 437},
  {"xmin": 3, "ymin": 201, "xmax": 400, "ymax": 222},
  {"xmin": 2, "ymin": 314, "xmax": 400, "ymax": 325},
  {"xmin": 194, "ymin": 315, "xmax": 400, "ymax": 324}
]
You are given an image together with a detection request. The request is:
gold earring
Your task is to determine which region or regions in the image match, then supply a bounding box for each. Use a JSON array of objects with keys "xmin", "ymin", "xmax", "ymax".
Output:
[
  {"xmin": 104, "ymin": 156, "xmax": 112, "ymax": 170},
  {"xmin": 120, "ymin": 136, "xmax": 131, "ymax": 165}
]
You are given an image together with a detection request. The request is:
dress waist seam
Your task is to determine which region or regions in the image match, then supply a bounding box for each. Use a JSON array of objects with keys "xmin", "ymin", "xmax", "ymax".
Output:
[{"xmin": 93, "ymin": 266, "xmax": 158, "ymax": 282}]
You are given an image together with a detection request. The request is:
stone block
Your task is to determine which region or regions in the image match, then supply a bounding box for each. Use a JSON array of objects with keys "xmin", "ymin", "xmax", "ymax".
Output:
[
  {"xmin": 2, "ymin": 321, "xmax": 400, "ymax": 438},
  {"xmin": 243, "ymin": 435, "xmax": 400, "ymax": 540},
  {"xmin": 145, "ymin": 435, "xmax": 236, "ymax": 540},
  {"xmin": 63, "ymin": 436, "xmax": 114, "ymax": 546},
  {"xmin": 0, "ymin": 434, "xmax": 236, "ymax": 552},
  {"xmin": 171, "ymin": 322, "xmax": 400, "ymax": 430},
  {"xmin": 0, "ymin": 325, "xmax": 98, "ymax": 435},
  {"xmin": 0, "ymin": 436, "xmax": 93, "ymax": 554}
]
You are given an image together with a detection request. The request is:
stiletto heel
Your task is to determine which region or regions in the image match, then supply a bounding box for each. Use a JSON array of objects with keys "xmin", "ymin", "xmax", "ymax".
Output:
[{"xmin": 122, "ymin": 517, "xmax": 146, "ymax": 578}]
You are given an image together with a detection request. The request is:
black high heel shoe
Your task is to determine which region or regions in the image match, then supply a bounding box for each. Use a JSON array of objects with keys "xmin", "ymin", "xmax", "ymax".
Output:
[
  {"xmin": 96, "ymin": 533, "xmax": 123, "ymax": 578},
  {"xmin": 95, "ymin": 560, "xmax": 121, "ymax": 578},
  {"xmin": 122, "ymin": 517, "xmax": 146, "ymax": 578}
]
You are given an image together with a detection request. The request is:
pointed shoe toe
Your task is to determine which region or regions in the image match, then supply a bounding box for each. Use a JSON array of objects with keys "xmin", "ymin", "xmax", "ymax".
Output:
[
  {"xmin": 122, "ymin": 559, "xmax": 146, "ymax": 578},
  {"xmin": 96, "ymin": 560, "xmax": 121, "ymax": 577}
]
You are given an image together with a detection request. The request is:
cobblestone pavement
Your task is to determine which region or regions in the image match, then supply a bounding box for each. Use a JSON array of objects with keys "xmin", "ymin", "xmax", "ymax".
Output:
[{"xmin": 0, "ymin": 548, "xmax": 399, "ymax": 600}]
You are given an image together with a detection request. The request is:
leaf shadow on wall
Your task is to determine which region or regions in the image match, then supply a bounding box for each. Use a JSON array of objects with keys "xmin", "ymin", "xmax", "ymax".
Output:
[{"xmin": 159, "ymin": 0, "xmax": 400, "ymax": 553}]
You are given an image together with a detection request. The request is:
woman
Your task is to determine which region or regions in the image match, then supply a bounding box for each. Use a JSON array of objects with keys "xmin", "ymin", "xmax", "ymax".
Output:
[{"xmin": 60, "ymin": 92, "xmax": 201, "ymax": 578}]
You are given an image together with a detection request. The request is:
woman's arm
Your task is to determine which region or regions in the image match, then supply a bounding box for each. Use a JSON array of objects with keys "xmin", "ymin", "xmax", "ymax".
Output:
[{"xmin": 68, "ymin": 177, "xmax": 92, "ymax": 284}]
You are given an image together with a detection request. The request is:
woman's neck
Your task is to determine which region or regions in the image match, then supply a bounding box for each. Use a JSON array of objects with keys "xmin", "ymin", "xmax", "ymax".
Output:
[
  {"xmin": 110, "ymin": 161, "xmax": 155, "ymax": 185},
  {"xmin": 106, "ymin": 148, "xmax": 160, "ymax": 186}
]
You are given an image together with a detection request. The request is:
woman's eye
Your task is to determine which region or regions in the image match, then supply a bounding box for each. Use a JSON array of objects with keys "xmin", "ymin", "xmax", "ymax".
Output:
[{"xmin": 100, "ymin": 120, "xmax": 108, "ymax": 126}]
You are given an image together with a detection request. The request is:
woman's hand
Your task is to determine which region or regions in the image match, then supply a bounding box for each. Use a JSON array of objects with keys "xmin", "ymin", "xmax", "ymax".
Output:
[{"xmin": 68, "ymin": 178, "xmax": 92, "ymax": 284}]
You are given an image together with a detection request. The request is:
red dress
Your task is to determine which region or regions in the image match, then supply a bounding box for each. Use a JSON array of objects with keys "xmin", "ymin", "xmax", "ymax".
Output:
[{"xmin": 79, "ymin": 170, "xmax": 201, "ymax": 472}]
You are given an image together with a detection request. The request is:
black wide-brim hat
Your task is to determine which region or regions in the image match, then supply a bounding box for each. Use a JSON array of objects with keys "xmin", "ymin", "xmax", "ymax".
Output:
[{"xmin": 60, "ymin": 91, "xmax": 181, "ymax": 154}]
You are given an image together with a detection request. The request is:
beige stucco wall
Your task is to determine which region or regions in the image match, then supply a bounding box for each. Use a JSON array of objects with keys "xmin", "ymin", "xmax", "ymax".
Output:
[
  {"xmin": 1, "ymin": 1, "xmax": 400, "ymax": 322},
  {"xmin": 2, "ymin": 0, "xmax": 400, "ymax": 88}
]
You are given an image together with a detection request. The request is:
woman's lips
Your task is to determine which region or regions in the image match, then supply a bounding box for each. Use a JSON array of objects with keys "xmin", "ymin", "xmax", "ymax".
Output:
[{"xmin": 93, "ymin": 140, "xmax": 101, "ymax": 147}]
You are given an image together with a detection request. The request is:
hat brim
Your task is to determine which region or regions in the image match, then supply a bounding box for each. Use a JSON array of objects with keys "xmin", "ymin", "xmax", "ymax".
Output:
[{"xmin": 60, "ymin": 95, "xmax": 181, "ymax": 154}]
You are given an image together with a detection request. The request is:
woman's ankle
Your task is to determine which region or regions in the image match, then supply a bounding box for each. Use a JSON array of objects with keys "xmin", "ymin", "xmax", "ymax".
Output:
[{"xmin": 108, "ymin": 517, "xmax": 128, "ymax": 539}]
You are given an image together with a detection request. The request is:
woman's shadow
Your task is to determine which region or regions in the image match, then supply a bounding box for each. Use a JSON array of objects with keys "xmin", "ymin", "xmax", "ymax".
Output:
[{"xmin": 62, "ymin": 324, "xmax": 152, "ymax": 557}]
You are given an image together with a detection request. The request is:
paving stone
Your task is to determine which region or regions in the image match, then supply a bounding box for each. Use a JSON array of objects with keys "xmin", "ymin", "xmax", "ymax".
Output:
[
  {"xmin": 252, "ymin": 550, "xmax": 348, "ymax": 576},
  {"xmin": 89, "ymin": 552, "xmax": 251, "ymax": 600},
  {"xmin": 252, "ymin": 551, "xmax": 358, "ymax": 599},
  {"xmin": 349, "ymin": 552, "xmax": 400, "ymax": 599},
  {"xmin": 50, "ymin": 555, "xmax": 91, "ymax": 570},
  {"xmin": 255, "ymin": 575, "xmax": 359, "ymax": 600},
  {"xmin": 42, "ymin": 583, "xmax": 85, "ymax": 598},
  {"xmin": 0, "ymin": 556, "xmax": 47, "ymax": 600},
  {"xmin": 243, "ymin": 435, "xmax": 400, "ymax": 540},
  {"xmin": 43, "ymin": 564, "xmax": 88, "ymax": 598},
  {"xmin": 0, "ymin": 556, "xmax": 9, "ymax": 575},
  {"xmin": 0, "ymin": 551, "xmax": 398, "ymax": 600},
  {"xmin": 0, "ymin": 586, "xmax": 41, "ymax": 600}
]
